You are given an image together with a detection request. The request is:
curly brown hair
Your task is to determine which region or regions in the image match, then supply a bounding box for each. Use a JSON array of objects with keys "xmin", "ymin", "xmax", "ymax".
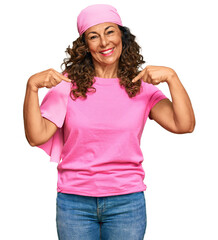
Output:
[{"xmin": 60, "ymin": 25, "xmax": 146, "ymax": 100}]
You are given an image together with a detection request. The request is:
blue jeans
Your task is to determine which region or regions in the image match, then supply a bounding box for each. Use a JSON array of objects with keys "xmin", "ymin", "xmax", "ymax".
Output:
[{"xmin": 56, "ymin": 191, "xmax": 147, "ymax": 240}]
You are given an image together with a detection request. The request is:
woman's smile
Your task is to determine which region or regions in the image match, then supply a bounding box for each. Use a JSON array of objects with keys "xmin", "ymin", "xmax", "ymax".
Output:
[{"xmin": 100, "ymin": 47, "xmax": 115, "ymax": 56}]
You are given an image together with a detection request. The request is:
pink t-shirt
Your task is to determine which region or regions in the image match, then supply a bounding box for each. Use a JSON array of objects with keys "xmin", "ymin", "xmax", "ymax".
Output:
[{"xmin": 37, "ymin": 75, "xmax": 168, "ymax": 197}]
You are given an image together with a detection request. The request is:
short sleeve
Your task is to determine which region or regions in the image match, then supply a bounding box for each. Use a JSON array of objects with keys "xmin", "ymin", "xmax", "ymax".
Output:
[
  {"xmin": 143, "ymin": 81, "xmax": 168, "ymax": 120},
  {"xmin": 37, "ymin": 78, "xmax": 71, "ymax": 163}
]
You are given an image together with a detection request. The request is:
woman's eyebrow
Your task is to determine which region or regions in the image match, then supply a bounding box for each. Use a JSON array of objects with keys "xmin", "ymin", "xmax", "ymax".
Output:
[
  {"xmin": 87, "ymin": 26, "xmax": 115, "ymax": 35},
  {"xmin": 104, "ymin": 26, "xmax": 115, "ymax": 31}
]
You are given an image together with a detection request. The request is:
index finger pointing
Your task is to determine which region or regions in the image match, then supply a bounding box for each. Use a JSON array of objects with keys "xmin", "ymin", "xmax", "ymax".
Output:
[
  {"xmin": 132, "ymin": 70, "xmax": 145, "ymax": 82},
  {"xmin": 58, "ymin": 71, "xmax": 71, "ymax": 82},
  {"xmin": 62, "ymin": 77, "xmax": 72, "ymax": 83}
]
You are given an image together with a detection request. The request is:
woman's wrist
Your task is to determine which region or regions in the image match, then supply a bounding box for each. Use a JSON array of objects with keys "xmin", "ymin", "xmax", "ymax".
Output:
[
  {"xmin": 165, "ymin": 69, "xmax": 179, "ymax": 86},
  {"xmin": 27, "ymin": 78, "xmax": 39, "ymax": 93}
]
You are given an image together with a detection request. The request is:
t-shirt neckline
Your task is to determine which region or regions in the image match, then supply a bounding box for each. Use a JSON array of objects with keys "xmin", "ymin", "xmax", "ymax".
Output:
[{"xmin": 93, "ymin": 76, "xmax": 120, "ymax": 85}]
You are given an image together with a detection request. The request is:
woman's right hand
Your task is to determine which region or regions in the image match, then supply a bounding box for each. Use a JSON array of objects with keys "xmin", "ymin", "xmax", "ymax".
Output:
[{"xmin": 27, "ymin": 68, "xmax": 71, "ymax": 92}]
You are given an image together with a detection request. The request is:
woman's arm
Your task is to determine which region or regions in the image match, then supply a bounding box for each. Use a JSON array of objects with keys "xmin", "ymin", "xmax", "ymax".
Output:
[
  {"xmin": 149, "ymin": 73, "xmax": 195, "ymax": 133},
  {"xmin": 23, "ymin": 68, "xmax": 71, "ymax": 146},
  {"xmin": 23, "ymin": 81, "xmax": 58, "ymax": 146},
  {"xmin": 132, "ymin": 65, "xmax": 196, "ymax": 134}
]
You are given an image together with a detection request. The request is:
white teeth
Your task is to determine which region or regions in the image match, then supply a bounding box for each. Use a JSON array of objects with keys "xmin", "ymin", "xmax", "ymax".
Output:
[{"xmin": 101, "ymin": 48, "xmax": 114, "ymax": 54}]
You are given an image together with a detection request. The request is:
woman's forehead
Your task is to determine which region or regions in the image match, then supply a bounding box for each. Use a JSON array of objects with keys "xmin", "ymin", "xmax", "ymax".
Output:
[{"xmin": 85, "ymin": 22, "xmax": 118, "ymax": 34}]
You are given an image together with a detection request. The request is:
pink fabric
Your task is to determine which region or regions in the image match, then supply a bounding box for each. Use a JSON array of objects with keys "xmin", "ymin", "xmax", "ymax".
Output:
[
  {"xmin": 77, "ymin": 4, "xmax": 123, "ymax": 35},
  {"xmin": 37, "ymin": 74, "xmax": 71, "ymax": 163},
  {"xmin": 37, "ymin": 73, "xmax": 168, "ymax": 197}
]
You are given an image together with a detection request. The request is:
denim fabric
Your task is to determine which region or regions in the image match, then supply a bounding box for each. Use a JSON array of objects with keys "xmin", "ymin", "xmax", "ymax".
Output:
[{"xmin": 56, "ymin": 191, "xmax": 147, "ymax": 240}]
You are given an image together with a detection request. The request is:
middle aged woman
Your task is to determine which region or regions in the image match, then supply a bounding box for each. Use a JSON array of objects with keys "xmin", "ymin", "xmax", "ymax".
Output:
[{"xmin": 23, "ymin": 3, "xmax": 195, "ymax": 240}]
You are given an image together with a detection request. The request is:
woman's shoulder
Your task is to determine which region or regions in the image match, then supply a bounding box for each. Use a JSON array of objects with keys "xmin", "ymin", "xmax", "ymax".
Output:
[
  {"xmin": 50, "ymin": 80, "xmax": 72, "ymax": 96},
  {"xmin": 141, "ymin": 79, "xmax": 161, "ymax": 93}
]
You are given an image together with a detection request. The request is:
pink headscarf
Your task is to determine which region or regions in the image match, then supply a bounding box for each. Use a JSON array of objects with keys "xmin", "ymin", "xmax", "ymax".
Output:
[{"xmin": 77, "ymin": 4, "xmax": 123, "ymax": 36}]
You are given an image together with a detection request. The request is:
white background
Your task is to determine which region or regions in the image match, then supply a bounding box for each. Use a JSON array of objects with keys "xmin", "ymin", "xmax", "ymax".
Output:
[{"xmin": 1, "ymin": 0, "xmax": 217, "ymax": 239}]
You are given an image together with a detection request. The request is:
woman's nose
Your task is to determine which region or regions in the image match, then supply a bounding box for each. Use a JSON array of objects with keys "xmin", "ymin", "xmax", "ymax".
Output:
[{"xmin": 100, "ymin": 36, "xmax": 109, "ymax": 47}]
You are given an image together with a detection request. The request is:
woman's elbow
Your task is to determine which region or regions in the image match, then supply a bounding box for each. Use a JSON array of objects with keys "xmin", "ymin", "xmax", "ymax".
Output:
[
  {"xmin": 176, "ymin": 121, "xmax": 196, "ymax": 134},
  {"xmin": 26, "ymin": 136, "xmax": 39, "ymax": 147},
  {"xmin": 25, "ymin": 134, "xmax": 46, "ymax": 147},
  {"xmin": 188, "ymin": 117, "xmax": 196, "ymax": 133},
  {"xmin": 188, "ymin": 122, "xmax": 195, "ymax": 133}
]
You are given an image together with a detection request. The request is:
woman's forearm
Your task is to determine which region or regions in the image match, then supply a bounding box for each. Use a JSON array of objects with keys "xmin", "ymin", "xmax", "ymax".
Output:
[
  {"xmin": 167, "ymin": 73, "xmax": 196, "ymax": 132},
  {"xmin": 23, "ymin": 81, "xmax": 46, "ymax": 146}
]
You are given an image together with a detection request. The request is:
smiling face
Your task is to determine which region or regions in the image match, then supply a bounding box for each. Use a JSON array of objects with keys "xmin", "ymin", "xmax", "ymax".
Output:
[{"xmin": 84, "ymin": 22, "xmax": 122, "ymax": 68}]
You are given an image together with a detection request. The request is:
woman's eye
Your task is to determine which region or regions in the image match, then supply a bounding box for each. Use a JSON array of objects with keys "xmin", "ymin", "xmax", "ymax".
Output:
[
  {"xmin": 90, "ymin": 35, "xmax": 97, "ymax": 40},
  {"xmin": 107, "ymin": 31, "xmax": 114, "ymax": 34}
]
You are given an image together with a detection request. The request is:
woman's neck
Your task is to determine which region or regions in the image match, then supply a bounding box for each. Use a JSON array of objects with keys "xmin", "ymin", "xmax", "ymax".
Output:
[{"xmin": 94, "ymin": 62, "xmax": 119, "ymax": 78}]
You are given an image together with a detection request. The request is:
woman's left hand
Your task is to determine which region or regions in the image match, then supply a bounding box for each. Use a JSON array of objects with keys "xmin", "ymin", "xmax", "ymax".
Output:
[{"xmin": 132, "ymin": 65, "xmax": 176, "ymax": 85}]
